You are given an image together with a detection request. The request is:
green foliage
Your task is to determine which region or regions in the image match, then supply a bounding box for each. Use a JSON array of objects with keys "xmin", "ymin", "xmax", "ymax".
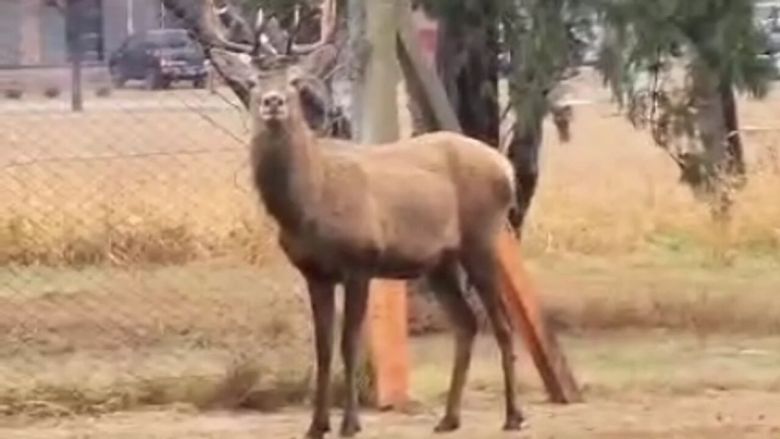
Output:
[
  {"xmin": 595, "ymin": 0, "xmax": 775, "ymax": 102},
  {"xmin": 502, "ymin": 0, "xmax": 592, "ymax": 128},
  {"xmin": 589, "ymin": 0, "xmax": 779, "ymax": 211},
  {"xmin": 419, "ymin": 0, "xmax": 590, "ymax": 130}
]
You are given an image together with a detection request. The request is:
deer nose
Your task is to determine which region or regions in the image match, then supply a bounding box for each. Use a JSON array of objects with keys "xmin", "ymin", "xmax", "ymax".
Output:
[{"xmin": 261, "ymin": 92, "xmax": 285, "ymax": 110}]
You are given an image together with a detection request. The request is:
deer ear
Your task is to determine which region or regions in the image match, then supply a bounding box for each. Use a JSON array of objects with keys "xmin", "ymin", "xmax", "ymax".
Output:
[
  {"xmin": 288, "ymin": 70, "xmax": 331, "ymax": 133},
  {"xmin": 209, "ymin": 48, "xmax": 258, "ymax": 89}
]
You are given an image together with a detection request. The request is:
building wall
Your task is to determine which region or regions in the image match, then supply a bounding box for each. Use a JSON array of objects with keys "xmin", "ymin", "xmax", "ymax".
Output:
[
  {"xmin": 0, "ymin": 0, "xmax": 23, "ymax": 66},
  {"xmin": 41, "ymin": 5, "xmax": 68, "ymax": 65},
  {"xmin": 0, "ymin": 0, "xmax": 165, "ymax": 67},
  {"xmin": 103, "ymin": 0, "xmax": 164, "ymax": 57}
]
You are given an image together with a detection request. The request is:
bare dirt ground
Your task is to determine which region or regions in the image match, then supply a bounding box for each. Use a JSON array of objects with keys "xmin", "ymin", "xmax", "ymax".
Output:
[
  {"xmin": 4, "ymin": 390, "xmax": 780, "ymax": 439},
  {"xmin": 3, "ymin": 333, "xmax": 780, "ymax": 438}
]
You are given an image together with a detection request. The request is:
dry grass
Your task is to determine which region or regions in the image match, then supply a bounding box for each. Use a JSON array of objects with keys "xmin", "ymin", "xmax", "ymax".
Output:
[
  {"xmin": 410, "ymin": 333, "xmax": 780, "ymax": 403},
  {"xmin": 0, "ymin": 80, "xmax": 779, "ymax": 418},
  {"xmin": 0, "ymin": 261, "xmax": 380, "ymax": 418},
  {"xmin": 2, "ymin": 83, "xmax": 780, "ymax": 332},
  {"xmin": 0, "ymin": 263, "xmax": 314, "ymax": 417},
  {"xmin": 520, "ymin": 96, "xmax": 780, "ymax": 258},
  {"xmin": 0, "ymin": 105, "xmax": 279, "ymax": 266},
  {"xmin": 2, "ymin": 82, "xmax": 779, "ymax": 266},
  {"xmin": 531, "ymin": 254, "xmax": 780, "ymax": 334}
]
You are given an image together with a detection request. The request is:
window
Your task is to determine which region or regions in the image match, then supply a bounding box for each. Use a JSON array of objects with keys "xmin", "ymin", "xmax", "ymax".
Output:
[{"xmin": 146, "ymin": 30, "xmax": 193, "ymax": 49}]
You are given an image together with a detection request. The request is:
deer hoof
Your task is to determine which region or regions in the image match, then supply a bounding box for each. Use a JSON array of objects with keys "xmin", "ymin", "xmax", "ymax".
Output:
[
  {"xmin": 305, "ymin": 420, "xmax": 330, "ymax": 439},
  {"xmin": 434, "ymin": 415, "xmax": 460, "ymax": 433},
  {"xmin": 339, "ymin": 417, "xmax": 362, "ymax": 437},
  {"xmin": 502, "ymin": 412, "xmax": 526, "ymax": 431}
]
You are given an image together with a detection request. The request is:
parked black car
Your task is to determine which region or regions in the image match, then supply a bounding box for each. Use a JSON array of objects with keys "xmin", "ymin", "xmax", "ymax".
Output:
[{"xmin": 108, "ymin": 29, "xmax": 207, "ymax": 90}]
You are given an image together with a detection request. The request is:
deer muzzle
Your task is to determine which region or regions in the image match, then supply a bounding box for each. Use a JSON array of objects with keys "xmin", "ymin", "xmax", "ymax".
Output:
[{"xmin": 259, "ymin": 91, "xmax": 288, "ymax": 121}]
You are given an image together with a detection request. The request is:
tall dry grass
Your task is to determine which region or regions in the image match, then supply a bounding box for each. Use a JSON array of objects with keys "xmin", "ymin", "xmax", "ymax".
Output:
[
  {"xmin": 520, "ymin": 96, "xmax": 780, "ymax": 259},
  {"xmin": 0, "ymin": 107, "xmax": 283, "ymax": 267},
  {"xmin": 1, "ymin": 84, "xmax": 778, "ymax": 266}
]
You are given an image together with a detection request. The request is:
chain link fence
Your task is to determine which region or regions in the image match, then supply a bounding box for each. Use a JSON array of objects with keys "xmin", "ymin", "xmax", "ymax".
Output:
[{"xmin": 0, "ymin": 2, "xmax": 314, "ymax": 417}]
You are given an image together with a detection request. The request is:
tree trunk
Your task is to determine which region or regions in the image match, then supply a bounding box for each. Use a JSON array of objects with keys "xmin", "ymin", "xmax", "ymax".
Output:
[
  {"xmin": 719, "ymin": 82, "xmax": 746, "ymax": 180},
  {"xmin": 434, "ymin": 1, "xmax": 500, "ymax": 146},
  {"xmin": 506, "ymin": 114, "xmax": 543, "ymax": 233},
  {"xmin": 688, "ymin": 61, "xmax": 747, "ymax": 222}
]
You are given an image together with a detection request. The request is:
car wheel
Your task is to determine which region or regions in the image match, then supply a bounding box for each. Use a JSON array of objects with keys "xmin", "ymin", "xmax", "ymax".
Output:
[
  {"xmin": 144, "ymin": 69, "xmax": 164, "ymax": 90},
  {"xmin": 109, "ymin": 64, "xmax": 125, "ymax": 88}
]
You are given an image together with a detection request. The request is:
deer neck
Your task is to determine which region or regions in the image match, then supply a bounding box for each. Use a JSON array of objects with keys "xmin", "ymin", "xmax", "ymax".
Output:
[{"xmin": 250, "ymin": 119, "xmax": 324, "ymax": 232}]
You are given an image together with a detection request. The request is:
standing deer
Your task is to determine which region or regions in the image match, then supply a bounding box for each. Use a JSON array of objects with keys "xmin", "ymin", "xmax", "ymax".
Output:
[
  {"xmin": 162, "ymin": 1, "xmax": 525, "ymax": 437},
  {"xmin": 211, "ymin": 48, "xmax": 524, "ymax": 438}
]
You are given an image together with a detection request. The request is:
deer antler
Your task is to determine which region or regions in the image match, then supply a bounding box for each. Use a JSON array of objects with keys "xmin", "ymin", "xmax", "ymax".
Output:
[
  {"xmin": 285, "ymin": 0, "xmax": 339, "ymax": 55},
  {"xmin": 163, "ymin": 0, "xmax": 336, "ymax": 61},
  {"xmin": 163, "ymin": 0, "xmax": 347, "ymax": 136}
]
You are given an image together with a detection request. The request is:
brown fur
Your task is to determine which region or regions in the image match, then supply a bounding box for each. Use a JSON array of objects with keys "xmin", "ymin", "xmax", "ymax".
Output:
[{"xmin": 224, "ymin": 52, "xmax": 524, "ymax": 438}]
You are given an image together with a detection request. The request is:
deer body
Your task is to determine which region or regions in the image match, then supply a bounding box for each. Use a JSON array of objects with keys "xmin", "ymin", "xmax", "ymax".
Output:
[{"xmin": 252, "ymin": 117, "xmax": 514, "ymax": 282}]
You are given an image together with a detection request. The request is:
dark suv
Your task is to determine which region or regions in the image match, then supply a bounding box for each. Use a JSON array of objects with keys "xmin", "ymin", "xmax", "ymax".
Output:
[{"xmin": 108, "ymin": 29, "xmax": 207, "ymax": 90}]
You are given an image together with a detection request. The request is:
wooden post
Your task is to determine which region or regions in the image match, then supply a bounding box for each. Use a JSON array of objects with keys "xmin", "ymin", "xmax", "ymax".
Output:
[
  {"xmin": 396, "ymin": 2, "xmax": 582, "ymax": 404},
  {"xmin": 367, "ymin": 279, "xmax": 410, "ymax": 409},
  {"xmin": 355, "ymin": 0, "xmax": 410, "ymax": 409}
]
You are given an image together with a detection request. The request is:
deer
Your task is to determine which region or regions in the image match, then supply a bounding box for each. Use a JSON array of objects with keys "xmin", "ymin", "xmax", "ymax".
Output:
[{"xmin": 161, "ymin": 1, "xmax": 526, "ymax": 437}]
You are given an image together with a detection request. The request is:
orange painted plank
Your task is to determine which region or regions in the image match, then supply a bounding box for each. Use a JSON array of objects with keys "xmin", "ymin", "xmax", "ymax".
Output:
[
  {"xmin": 368, "ymin": 279, "xmax": 410, "ymax": 409},
  {"xmin": 495, "ymin": 228, "xmax": 583, "ymax": 403}
]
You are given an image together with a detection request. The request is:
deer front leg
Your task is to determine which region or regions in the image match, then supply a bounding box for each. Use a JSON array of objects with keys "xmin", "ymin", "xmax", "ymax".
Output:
[
  {"xmin": 305, "ymin": 275, "xmax": 336, "ymax": 439},
  {"xmin": 340, "ymin": 274, "xmax": 371, "ymax": 437}
]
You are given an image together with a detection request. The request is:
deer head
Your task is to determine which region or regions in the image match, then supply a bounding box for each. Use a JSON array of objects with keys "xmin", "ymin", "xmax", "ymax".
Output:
[
  {"xmin": 210, "ymin": 48, "xmax": 333, "ymax": 134},
  {"xmin": 160, "ymin": 0, "xmax": 340, "ymax": 134}
]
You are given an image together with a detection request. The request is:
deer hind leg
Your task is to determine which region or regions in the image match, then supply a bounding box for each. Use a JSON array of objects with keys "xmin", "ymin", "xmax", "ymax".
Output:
[
  {"xmin": 427, "ymin": 260, "xmax": 478, "ymax": 433},
  {"xmin": 304, "ymin": 275, "xmax": 337, "ymax": 439},
  {"xmin": 340, "ymin": 273, "xmax": 371, "ymax": 437},
  {"xmin": 461, "ymin": 242, "xmax": 525, "ymax": 431}
]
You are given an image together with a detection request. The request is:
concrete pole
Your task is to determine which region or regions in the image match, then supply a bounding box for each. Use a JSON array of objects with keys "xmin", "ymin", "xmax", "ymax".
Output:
[{"xmin": 353, "ymin": 0, "xmax": 409, "ymax": 410}]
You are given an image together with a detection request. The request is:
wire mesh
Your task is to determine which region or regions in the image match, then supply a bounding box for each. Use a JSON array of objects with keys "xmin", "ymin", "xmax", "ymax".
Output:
[{"xmin": 0, "ymin": 1, "xmax": 313, "ymax": 417}]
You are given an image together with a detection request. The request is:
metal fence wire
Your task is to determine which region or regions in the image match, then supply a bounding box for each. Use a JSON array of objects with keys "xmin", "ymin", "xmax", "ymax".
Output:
[{"xmin": 0, "ymin": 1, "xmax": 317, "ymax": 416}]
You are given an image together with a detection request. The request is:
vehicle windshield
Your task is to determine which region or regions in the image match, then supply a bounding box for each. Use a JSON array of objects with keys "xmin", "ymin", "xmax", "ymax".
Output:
[{"xmin": 147, "ymin": 30, "xmax": 194, "ymax": 49}]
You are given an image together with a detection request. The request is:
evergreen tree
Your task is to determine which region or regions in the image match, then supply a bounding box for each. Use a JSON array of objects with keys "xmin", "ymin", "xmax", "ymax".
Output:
[{"xmin": 594, "ymin": 0, "xmax": 777, "ymax": 219}]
